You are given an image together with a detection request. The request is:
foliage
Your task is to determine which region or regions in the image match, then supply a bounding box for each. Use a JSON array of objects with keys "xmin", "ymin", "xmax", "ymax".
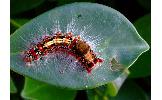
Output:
[
  {"xmin": 10, "ymin": 0, "xmax": 151, "ymax": 100},
  {"xmin": 129, "ymin": 14, "xmax": 151, "ymax": 78},
  {"xmin": 10, "ymin": 78, "xmax": 17, "ymax": 93},
  {"xmin": 21, "ymin": 77, "xmax": 76, "ymax": 100}
]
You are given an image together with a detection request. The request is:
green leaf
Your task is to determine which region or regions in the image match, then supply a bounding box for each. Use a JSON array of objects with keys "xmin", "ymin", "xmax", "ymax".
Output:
[
  {"xmin": 11, "ymin": 0, "xmax": 44, "ymax": 15},
  {"xmin": 129, "ymin": 14, "xmax": 151, "ymax": 78},
  {"xmin": 87, "ymin": 80, "xmax": 149, "ymax": 100},
  {"xmin": 11, "ymin": 19, "xmax": 30, "ymax": 33},
  {"xmin": 11, "ymin": 19, "xmax": 30, "ymax": 28},
  {"xmin": 87, "ymin": 70, "xmax": 129, "ymax": 99},
  {"xmin": 10, "ymin": 3, "xmax": 149, "ymax": 89},
  {"xmin": 21, "ymin": 77, "xmax": 76, "ymax": 100},
  {"xmin": 105, "ymin": 70, "xmax": 129, "ymax": 97},
  {"xmin": 109, "ymin": 80, "xmax": 149, "ymax": 100},
  {"xmin": 10, "ymin": 78, "xmax": 17, "ymax": 93}
]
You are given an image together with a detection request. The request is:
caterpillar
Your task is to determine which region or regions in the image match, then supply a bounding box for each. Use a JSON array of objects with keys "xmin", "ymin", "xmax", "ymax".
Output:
[{"xmin": 23, "ymin": 32, "xmax": 103, "ymax": 73}]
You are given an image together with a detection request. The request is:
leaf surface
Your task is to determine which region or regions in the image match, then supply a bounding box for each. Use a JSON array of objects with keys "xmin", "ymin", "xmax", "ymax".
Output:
[
  {"xmin": 88, "ymin": 80, "xmax": 149, "ymax": 100},
  {"xmin": 87, "ymin": 70, "xmax": 129, "ymax": 100},
  {"xmin": 129, "ymin": 14, "xmax": 151, "ymax": 78},
  {"xmin": 21, "ymin": 77, "xmax": 76, "ymax": 100},
  {"xmin": 11, "ymin": 3, "xmax": 149, "ymax": 89},
  {"xmin": 10, "ymin": 78, "xmax": 17, "ymax": 93}
]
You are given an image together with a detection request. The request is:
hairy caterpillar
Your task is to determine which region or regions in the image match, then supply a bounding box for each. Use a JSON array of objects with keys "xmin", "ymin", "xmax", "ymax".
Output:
[{"xmin": 23, "ymin": 32, "xmax": 103, "ymax": 73}]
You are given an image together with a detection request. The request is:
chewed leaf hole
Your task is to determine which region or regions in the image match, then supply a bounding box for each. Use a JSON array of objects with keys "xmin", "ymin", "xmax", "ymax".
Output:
[{"xmin": 77, "ymin": 14, "xmax": 82, "ymax": 18}]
